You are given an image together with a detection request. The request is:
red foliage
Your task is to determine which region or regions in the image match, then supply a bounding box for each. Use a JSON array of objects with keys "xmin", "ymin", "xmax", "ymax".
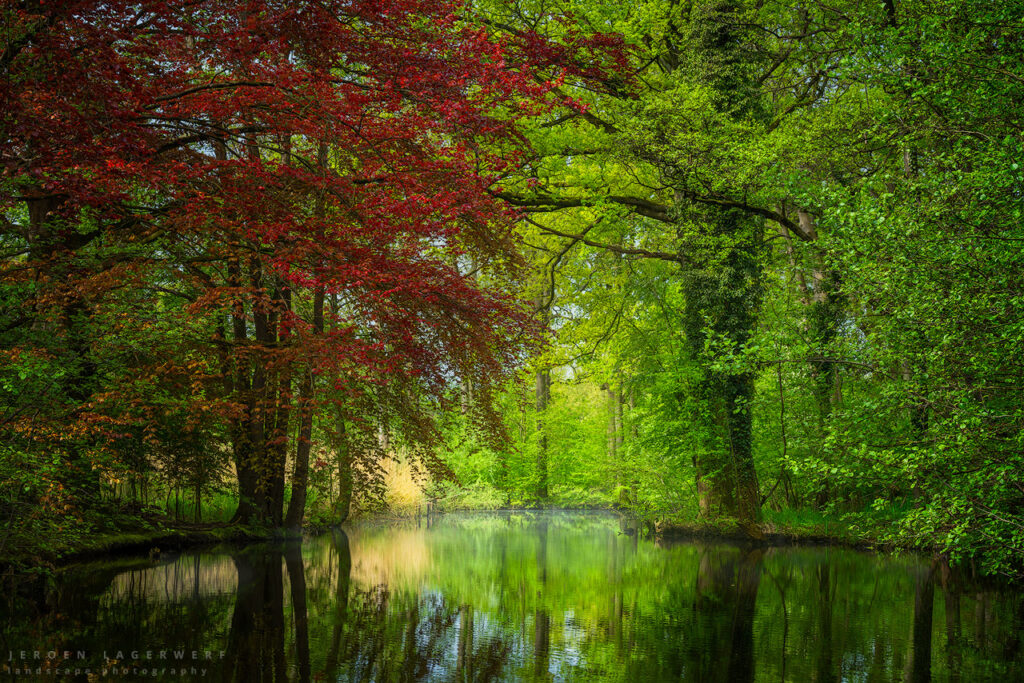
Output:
[
  {"xmin": 1, "ymin": 0, "xmax": 628, "ymax": 519},
  {"xmin": 1, "ymin": 0, "xmax": 621, "ymax": 368}
]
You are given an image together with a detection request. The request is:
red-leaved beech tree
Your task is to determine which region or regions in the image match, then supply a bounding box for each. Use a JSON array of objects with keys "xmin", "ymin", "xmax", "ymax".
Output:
[{"xmin": 0, "ymin": 0, "xmax": 626, "ymax": 527}]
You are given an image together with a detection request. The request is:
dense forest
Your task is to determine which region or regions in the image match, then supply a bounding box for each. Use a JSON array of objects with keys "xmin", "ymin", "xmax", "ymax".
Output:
[{"xmin": 2, "ymin": 0, "xmax": 1023, "ymax": 578}]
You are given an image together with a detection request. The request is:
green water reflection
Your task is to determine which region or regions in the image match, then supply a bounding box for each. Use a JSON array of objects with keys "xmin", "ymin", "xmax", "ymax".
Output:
[{"xmin": 2, "ymin": 511, "xmax": 1022, "ymax": 681}]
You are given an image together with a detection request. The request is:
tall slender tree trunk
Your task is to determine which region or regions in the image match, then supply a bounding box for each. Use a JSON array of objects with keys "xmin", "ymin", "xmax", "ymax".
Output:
[
  {"xmin": 778, "ymin": 207, "xmax": 844, "ymax": 508},
  {"xmin": 228, "ymin": 254, "xmax": 260, "ymax": 523},
  {"xmin": 614, "ymin": 384, "xmax": 624, "ymax": 452},
  {"xmin": 327, "ymin": 289, "xmax": 355, "ymax": 524},
  {"xmin": 286, "ymin": 285, "xmax": 324, "ymax": 530},
  {"xmin": 216, "ymin": 135, "xmax": 255, "ymax": 525},
  {"xmin": 604, "ymin": 383, "xmax": 617, "ymax": 461},
  {"xmin": 535, "ymin": 367, "xmax": 550, "ymax": 501},
  {"xmin": 266, "ymin": 283, "xmax": 291, "ymax": 526},
  {"xmin": 533, "ymin": 284, "xmax": 550, "ymax": 503},
  {"xmin": 285, "ymin": 366, "xmax": 315, "ymax": 531},
  {"xmin": 798, "ymin": 211, "xmax": 845, "ymax": 508},
  {"xmin": 333, "ymin": 412, "xmax": 354, "ymax": 523}
]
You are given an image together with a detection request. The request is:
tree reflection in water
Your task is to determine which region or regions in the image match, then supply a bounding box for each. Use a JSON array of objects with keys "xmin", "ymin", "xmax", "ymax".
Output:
[
  {"xmin": 2, "ymin": 512, "xmax": 1024, "ymax": 682},
  {"xmin": 218, "ymin": 532, "xmax": 513, "ymax": 682},
  {"xmin": 225, "ymin": 549, "xmax": 285, "ymax": 682}
]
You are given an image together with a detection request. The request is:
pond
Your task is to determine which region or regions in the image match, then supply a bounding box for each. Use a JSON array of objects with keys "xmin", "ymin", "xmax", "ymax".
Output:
[{"xmin": 2, "ymin": 511, "xmax": 1022, "ymax": 681}]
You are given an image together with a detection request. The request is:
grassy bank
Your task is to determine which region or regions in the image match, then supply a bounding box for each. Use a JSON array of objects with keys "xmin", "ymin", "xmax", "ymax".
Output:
[
  {"xmin": 0, "ymin": 483, "xmax": 353, "ymax": 572},
  {"xmin": 59, "ymin": 523, "xmax": 276, "ymax": 563},
  {"xmin": 0, "ymin": 516, "xmax": 278, "ymax": 574},
  {"xmin": 648, "ymin": 504, "xmax": 941, "ymax": 555}
]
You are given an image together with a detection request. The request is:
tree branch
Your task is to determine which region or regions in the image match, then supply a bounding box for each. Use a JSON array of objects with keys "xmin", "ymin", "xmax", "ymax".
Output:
[
  {"xmin": 496, "ymin": 191, "xmax": 673, "ymax": 222},
  {"xmin": 523, "ymin": 216, "xmax": 684, "ymax": 265}
]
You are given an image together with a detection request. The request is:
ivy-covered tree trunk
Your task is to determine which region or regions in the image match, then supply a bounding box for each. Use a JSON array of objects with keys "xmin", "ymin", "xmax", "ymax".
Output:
[
  {"xmin": 676, "ymin": 1, "xmax": 766, "ymax": 532},
  {"xmin": 682, "ymin": 208, "xmax": 763, "ymax": 528},
  {"xmin": 809, "ymin": 264, "xmax": 845, "ymax": 508}
]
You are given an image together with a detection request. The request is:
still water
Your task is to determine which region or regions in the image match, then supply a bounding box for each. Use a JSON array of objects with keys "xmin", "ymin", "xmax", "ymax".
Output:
[{"xmin": 2, "ymin": 511, "xmax": 1022, "ymax": 682}]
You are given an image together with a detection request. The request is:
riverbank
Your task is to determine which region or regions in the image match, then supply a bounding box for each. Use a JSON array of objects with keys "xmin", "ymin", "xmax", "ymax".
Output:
[
  {"xmin": 0, "ymin": 519, "xmax": 280, "ymax": 574},
  {"xmin": 0, "ymin": 502, "xmax": 927, "ymax": 576},
  {"xmin": 357, "ymin": 501, "xmax": 923, "ymax": 555},
  {"xmin": 59, "ymin": 523, "xmax": 277, "ymax": 564},
  {"xmin": 649, "ymin": 503, "xmax": 924, "ymax": 552},
  {"xmin": 651, "ymin": 520, "xmax": 907, "ymax": 553}
]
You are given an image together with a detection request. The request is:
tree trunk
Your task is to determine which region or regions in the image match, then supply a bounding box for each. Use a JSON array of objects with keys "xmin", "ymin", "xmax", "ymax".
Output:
[
  {"xmin": 233, "ymin": 263, "xmax": 290, "ymax": 525},
  {"xmin": 26, "ymin": 193, "xmax": 101, "ymax": 503},
  {"xmin": 285, "ymin": 367, "xmax": 314, "ymax": 531},
  {"xmin": 333, "ymin": 411, "xmax": 354, "ymax": 523},
  {"xmin": 682, "ymin": 208, "xmax": 762, "ymax": 531},
  {"xmin": 604, "ymin": 383, "xmax": 617, "ymax": 461},
  {"xmin": 669, "ymin": 0, "xmax": 766, "ymax": 535},
  {"xmin": 228, "ymin": 256, "xmax": 260, "ymax": 524},
  {"xmin": 285, "ymin": 286, "xmax": 323, "ymax": 530},
  {"xmin": 778, "ymin": 208, "xmax": 844, "ymax": 508},
  {"xmin": 535, "ymin": 367, "xmax": 550, "ymax": 501},
  {"xmin": 265, "ymin": 284, "xmax": 291, "ymax": 527},
  {"xmin": 532, "ymin": 283, "xmax": 551, "ymax": 503},
  {"xmin": 729, "ymin": 371, "xmax": 762, "ymax": 533}
]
